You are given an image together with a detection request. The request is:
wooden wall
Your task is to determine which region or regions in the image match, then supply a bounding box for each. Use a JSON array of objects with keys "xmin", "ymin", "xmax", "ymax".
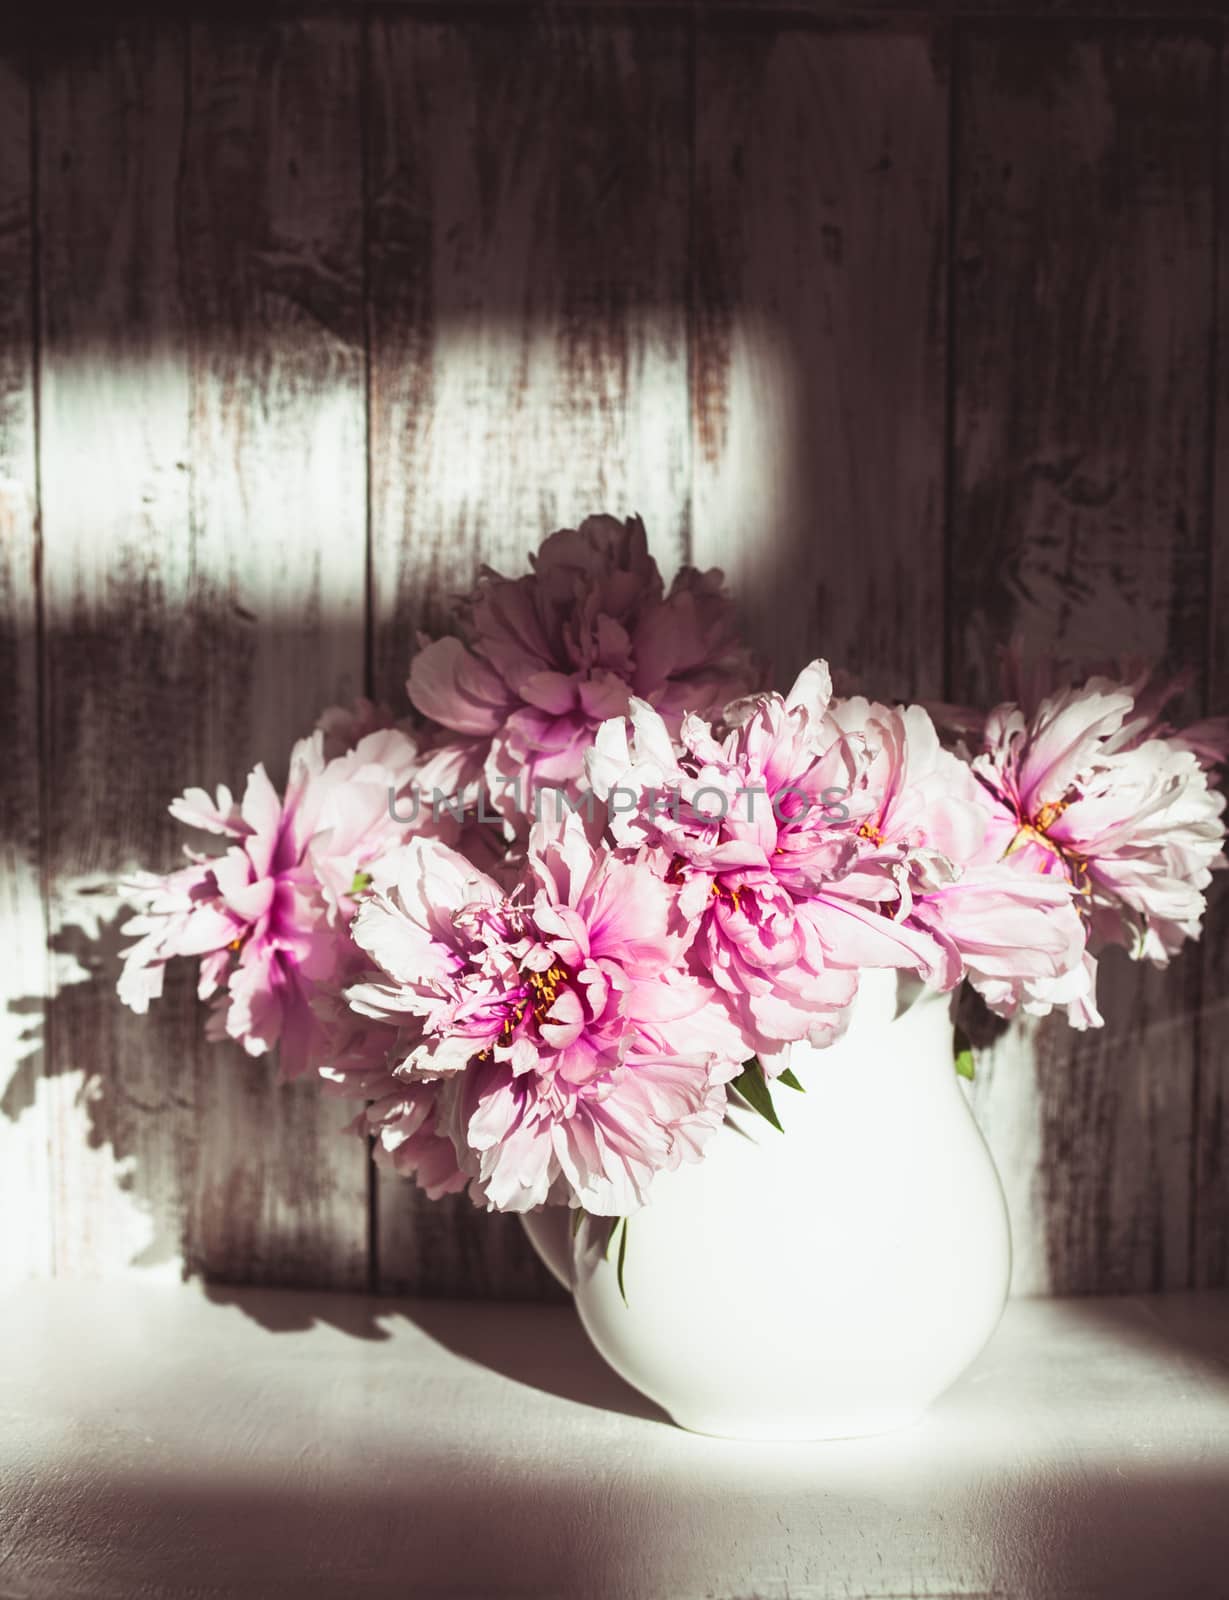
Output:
[{"xmin": 1, "ymin": 4, "xmax": 1226, "ymax": 1298}]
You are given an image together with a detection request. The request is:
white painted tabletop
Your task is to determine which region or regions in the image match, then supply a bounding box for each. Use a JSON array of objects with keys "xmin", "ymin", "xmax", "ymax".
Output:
[{"xmin": 2, "ymin": 1281, "xmax": 1227, "ymax": 1600}]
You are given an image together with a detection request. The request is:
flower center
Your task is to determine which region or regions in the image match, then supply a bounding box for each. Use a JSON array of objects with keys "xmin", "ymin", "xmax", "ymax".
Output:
[
  {"xmin": 665, "ymin": 854, "xmax": 688, "ymax": 885},
  {"xmin": 710, "ymin": 878, "xmax": 743, "ymax": 912},
  {"xmin": 1032, "ymin": 798, "xmax": 1069, "ymax": 834},
  {"xmin": 495, "ymin": 1003, "xmax": 526, "ymax": 1044},
  {"xmin": 525, "ymin": 961, "xmax": 573, "ymax": 1023},
  {"xmin": 475, "ymin": 962, "xmax": 575, "ymax": 1062},
  {"xmin": 1004, "ymin": 794, "xmax": 1074, "ymax": 863},
  {"xmin": 858, "ymin": 821, "xmax": 885, "ymax": 846}
]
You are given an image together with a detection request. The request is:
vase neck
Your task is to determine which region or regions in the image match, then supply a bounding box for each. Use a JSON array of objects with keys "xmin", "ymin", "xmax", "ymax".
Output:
[{"xmin": 783, "ymin": 972, "xmax": 956, "ymax": 1097}]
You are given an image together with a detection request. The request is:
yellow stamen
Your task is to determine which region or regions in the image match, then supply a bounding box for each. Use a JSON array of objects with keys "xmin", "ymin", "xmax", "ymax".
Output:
[
  {"xmin": 1005, "ymin": 796, "xmax": 1072, "ymax": 862},
  {"xmin": 477, "ymin": 999, "xmax": 529, "ymax": 1064},
  {"xmin": 526, "ymin": 963, "xmax": 572, "ymax": 1022}
]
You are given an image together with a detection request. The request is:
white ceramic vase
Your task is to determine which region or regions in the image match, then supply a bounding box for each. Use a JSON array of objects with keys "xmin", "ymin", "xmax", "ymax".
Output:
[{"xmin": 521, "ymin": 968, "xmax": 1011, "ymax": 1441}]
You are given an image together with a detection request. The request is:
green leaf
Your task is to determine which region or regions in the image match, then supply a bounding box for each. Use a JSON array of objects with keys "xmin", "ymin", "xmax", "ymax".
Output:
[
  {"xmin": 349, "ymin": 869, "xmax": 373, "ymax": 897},
  {"xmin": 729, "ymin": 1059, "xmax": 784, "ymax": 1133},
  {"xmin": 571, "ymin": 1207, "xmax": 585, "ymax": 1239},
  {"xmin": 615, "ymin": 1218, "xmax": 629, "ymax": 1308},
  {"xmin": 953, "ymin": 1023, "xmax": 975, "ymax": 1081},
  {"xmin": 777, "ymin": 1066, "xmax": 805, "ymax": 1093}
]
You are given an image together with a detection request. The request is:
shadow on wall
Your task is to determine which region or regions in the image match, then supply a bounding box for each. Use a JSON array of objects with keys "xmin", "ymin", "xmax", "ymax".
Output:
[
  {"xmin": 2, "ymin": 896, "xmax": 266, "ymax": 1278},
  {"xmin": 1, "ymin": 874, "xmax": 566, "ymax": 1308}
]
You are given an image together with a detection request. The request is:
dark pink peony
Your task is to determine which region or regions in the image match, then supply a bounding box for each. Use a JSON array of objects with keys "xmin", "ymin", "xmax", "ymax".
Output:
[{"xmin": 407, "ymin": 515, "xmax": 760, "ymax": 829}]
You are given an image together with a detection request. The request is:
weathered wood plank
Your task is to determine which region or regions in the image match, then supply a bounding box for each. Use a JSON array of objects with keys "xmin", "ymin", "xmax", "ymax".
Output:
[
  {"xmin": 1193, "ymin": 33, "xmax": 1229, "ymax": 1292},
  {"xmin": 0, "ymin": 46, "xmax": 52, "ymax": 1281},
  {"xmin": 952, "ymin": 25, "xmax": 1216, "ymax": 1293},
  {"xmin": 37, "ymin": 1, "xmax": 1229, "ymax": 18},
  {"xmin": 38, "ymin": 18, "xmax": 370, "ymax": 1288},
  {"xmin": 1197, "ymin": 920, "xmax": 1229, "ymax": 1283},
  {"xmin": 38, "ymin": 21, "xmax": 201, "ymax": 1277},
  {"xmin": 692, "ymin": 19, "xmax": 949, "ymax": 700},
  {"xmin": 366, "ymin": 14, "xmax": 691, "ymax": 1295},
  {"xmin": 177, "ymin": 17, "xmax": 370, "ymax": 1287}
]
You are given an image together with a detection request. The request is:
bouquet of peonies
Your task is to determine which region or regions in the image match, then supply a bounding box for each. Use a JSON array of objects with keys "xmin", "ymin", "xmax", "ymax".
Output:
[{"xmin": 118, "ymin": 516, "xmax": 1228, "ymax": 1223}]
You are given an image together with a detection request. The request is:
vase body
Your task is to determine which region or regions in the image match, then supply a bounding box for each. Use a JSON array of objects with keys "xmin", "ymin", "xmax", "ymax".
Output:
[{"xmin": 521, "ymin": 969, "xmax": 1011, "ymax": 1441}]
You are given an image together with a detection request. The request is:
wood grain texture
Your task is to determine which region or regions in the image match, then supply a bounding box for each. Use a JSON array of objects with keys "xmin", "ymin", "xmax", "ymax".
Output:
[
  {"xmin": 0, "ymin": 46, "xmax": 52, "ymax": 1281},
  {"xmin": 37, "ymin": 17, "xmax": 369, "ymax": 1287},
  {"xmin": 1195, "ymin": 905, "xmax": 1228, "ymax": 1284},
  {"xmin": 1194, "ymin": 31, "xmax": 1229, "ymax": 1292},
  {"xmin": 38, "ymin": 21, "xmax": 202, "ymax": 1279},
  {"xmin": 12, "ymin": 9, "xmax": 1228, "ymax": 1301},
  {"xmin": 175, "ymin": 16, "xmax": 370, "ymax": 1287},
  {"xmin": 366, "ymin": 13, "xmax": 691, "ymax": 1294},
  {"xmin": 952, "ymin": 25, "xmax": 1217, "ymax": 1293},
  {"xmin": 692, "ymin": 19, "xmax": 949, "ymax": 700},
  {"xmin": 37, "ymin": 1, "xmax": 1229, "ymax": 16}
]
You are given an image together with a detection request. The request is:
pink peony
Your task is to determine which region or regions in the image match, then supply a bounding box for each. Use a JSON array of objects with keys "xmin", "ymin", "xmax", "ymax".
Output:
[
  {"xmin": 315, "ymin": 926, "xmax": 468, "ymax": 1198},
  {"xmin": 407, "ymin": 515, "xmax": 760, "ymax": 830},
  {"xmin": 343, "ymin": 812, "xmax": 746, "ymax": 1214},
  {"xmin": 822, "ymin": 695, "xmax": 1094, "ymax": 1025},
  {"xmin": 117, "ymin": 715, "xmax": 426, "ymax": 1078},
  {"xmin": 115, "ymin": 502, "xmax": 1229, "ymax": 1225},
  {"xmin": 969, "ymin": 682, "xmax": 1227, "ymax": 977},
  {"xmin": 1101, "ymin": 667, "xmax": 1229, "ymax": 774},
  {"xmin": 936, "ymin": 645, "xmax": 1229, "ymax": 774},
  {"xmin": 323, "ymin": 1059, "xmax": 468, "ymax": 1201},
  {"xmin": 588, "ymin": 662, "xmax": 953, "ymax": 1068}
]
